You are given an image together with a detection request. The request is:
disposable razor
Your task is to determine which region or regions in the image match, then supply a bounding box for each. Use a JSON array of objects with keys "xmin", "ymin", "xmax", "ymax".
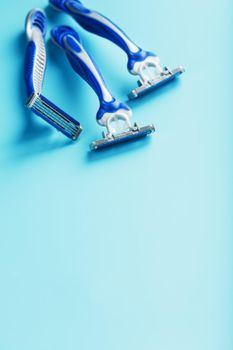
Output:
[
  {"xmin": 24, "ymin": 8, "xmax": 82, "ymax": 140},
  {"xmin": 51, "ymin": 26, "xmax": 155, "ymax": 150},
  {"xmin": 49, "ymin": 0, "xmax": 185, "ymax": 100}
]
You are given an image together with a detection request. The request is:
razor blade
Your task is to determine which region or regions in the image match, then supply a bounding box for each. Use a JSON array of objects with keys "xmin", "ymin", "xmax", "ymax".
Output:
[
  {"xmin": 91, "ymin": 124, "xmax": 155, "ymax": 151},
  {"xmin": 27, "ymin": 93, "xmax": 82, "ymax": 140},
  {"xmin": 129, "ymin": 66, "xmax": 185, "ymax": 100},
  {"xmin": 24, "ymin": 9, "xmax": 82, "ymax": 140}
]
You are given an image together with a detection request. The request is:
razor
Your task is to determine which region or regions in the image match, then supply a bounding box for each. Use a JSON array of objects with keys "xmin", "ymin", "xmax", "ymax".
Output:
[
  {"xmin": 49, "ymin": 0, "xmax": 185, "ymax": 100},
  {"xmin": 51, "ymin": 26, "xmax": 155, "ymax": 150},
  {"xmin": 24, "ymin": 8, "xmax": 82, "ymax": 140}
]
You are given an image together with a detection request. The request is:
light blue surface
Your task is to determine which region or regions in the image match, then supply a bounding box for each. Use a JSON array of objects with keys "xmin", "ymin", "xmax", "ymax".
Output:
[{"xmin": 0, "ymin": 1, "xmax": 232, "ymax": 349}]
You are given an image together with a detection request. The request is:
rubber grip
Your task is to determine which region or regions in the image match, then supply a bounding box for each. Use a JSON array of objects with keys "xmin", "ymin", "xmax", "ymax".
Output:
[
  {"xmin": 24, "ymin": 9, "xmax": 47, "ymax": 98},
  {"xmin": 51, "ymin": 25, "xmax": 130, "ymax": 121},
  {"xmin": 51, "ymin": 26, "xmax": 114, "ymax": 104},
  {"xmin": 26, "ymin": 9, "xmax": 47, "ymax": 36},
  {"xmin": 24, "ymin": 41, "xmax": 37, "ymax": 97},
  {"xmin": 49, "ymin": 0, "xmax": 156, "ymax": 71}
]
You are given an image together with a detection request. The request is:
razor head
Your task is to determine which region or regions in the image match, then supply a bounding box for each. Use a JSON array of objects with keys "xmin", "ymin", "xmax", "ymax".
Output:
[
  {"xmin": 128, "ymin": 66, "xmax": 185, "ymax": 100},
  {"xmin": 27, "ymin": 94, "xmax": 83, "ymax": 140},
  {"xmin": 91, "ymin": 124, "xmax": 155, "ymax": 151}
]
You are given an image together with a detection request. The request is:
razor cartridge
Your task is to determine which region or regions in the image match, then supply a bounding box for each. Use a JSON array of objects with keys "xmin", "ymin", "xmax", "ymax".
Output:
[
  {"xmin": 91, "ymin": 124, "xmax": 155, "ymax": 151},
  {"xmin": 24, "ymin": 9, "xmax": 82, "ymax": 140},
  {"xmin": 49, "ymin": 0, "xmax": 185, "ymax": 100},
  {"xmin": 51, "ymin": 26, "xmax": 155, "ymax": 151},
  {"xmin": 128, "ymin": 66, "xmax": 185, "ymax": 100}
]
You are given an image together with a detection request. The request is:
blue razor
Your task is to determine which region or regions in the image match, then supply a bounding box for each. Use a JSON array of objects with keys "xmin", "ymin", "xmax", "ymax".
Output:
[
  {"xmin": 51, "ymin": 26, "xmax": 155, "ymax": 150},
  {"xmin": 49, "ymin": 0, "xmax": 185, "ymax": 100},
  {"xmin": 24, "ymin": 8, "xmax": 82, "ymax": 140}
]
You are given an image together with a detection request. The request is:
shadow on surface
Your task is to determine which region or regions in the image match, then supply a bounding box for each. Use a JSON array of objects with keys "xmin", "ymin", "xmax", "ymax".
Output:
[
  {"xmin": 45, "ymin": 5, "xmax": 67, "ymax": 24},
  {"xmin": 11, "ymin": 139, "xmax": 74, "ymax": 163}
]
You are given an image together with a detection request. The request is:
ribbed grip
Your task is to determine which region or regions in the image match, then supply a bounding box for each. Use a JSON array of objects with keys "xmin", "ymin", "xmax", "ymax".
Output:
[{"xmin": 24, "ymin": 9, "xmax": 47, "ymax": 98}]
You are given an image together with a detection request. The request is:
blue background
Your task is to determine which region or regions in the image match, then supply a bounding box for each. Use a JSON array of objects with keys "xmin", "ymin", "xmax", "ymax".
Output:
[{"xmin": 0, "ymin": 1, "xmax": 232, "ymax": 349}]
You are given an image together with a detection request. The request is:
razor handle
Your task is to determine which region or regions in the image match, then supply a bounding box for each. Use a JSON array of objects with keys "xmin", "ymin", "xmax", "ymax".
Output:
[
  {"xmin": 24, "ymin": 9, "xmax": 47, "ymax": 99},
  {"xmin": 24, "ymin": 10, "xmax": 83, "ymax": 141},
  {"xmin": 51, "ymin": 26, "xmax": 130, "ymax": 125},
  {"xmin": 49, "ymin": 0, "xmax": 156, "ymax": 73}
]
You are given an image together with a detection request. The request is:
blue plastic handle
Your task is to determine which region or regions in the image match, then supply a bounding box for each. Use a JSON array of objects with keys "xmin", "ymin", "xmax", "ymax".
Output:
[
  {"xmin": 49, "ymin": 0, "xmax": 156, "ymax": 72},
  {"xmin": 51, "ymin": 26, "xmax": 130, "ymax": 121},
  {"xmin": 24, "ymin": 9, "xmax": 47, "ymax": 98}
]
